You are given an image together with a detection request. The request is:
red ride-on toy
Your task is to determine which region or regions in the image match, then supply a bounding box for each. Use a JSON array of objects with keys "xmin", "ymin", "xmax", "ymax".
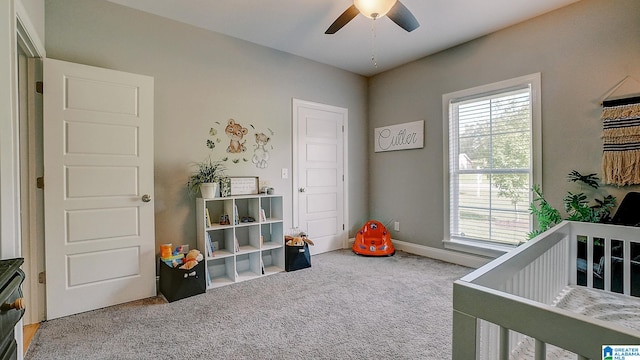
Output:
[{"xmin": 352, "ymin": 220, "xmax": 395, "ymax": 256}]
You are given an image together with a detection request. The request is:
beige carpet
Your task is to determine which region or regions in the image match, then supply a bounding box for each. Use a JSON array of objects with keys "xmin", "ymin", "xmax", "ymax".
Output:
[{"xmin": 26, "ymin": 250, "xmax": 471, "ymax": 360}]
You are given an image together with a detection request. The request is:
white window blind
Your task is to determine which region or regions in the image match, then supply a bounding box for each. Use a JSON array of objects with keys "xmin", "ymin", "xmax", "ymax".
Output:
[{"xmin": 448, "ymin": 85, "xmax": 533, "ymax": 246}]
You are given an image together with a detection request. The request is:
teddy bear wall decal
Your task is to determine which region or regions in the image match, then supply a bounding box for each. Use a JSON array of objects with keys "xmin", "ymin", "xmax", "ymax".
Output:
[
  {"xmin": 206, "ymin": 118, "xmax": 274, "ymax": 169},
  {"xmin": 225, "ymin": 119, "xmax": 248, "ymax": 154}
]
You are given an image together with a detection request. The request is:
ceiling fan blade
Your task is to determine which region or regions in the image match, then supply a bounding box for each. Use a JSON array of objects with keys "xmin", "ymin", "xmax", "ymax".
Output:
[
  {"xmin": 387, "ymin": 1, "xmax": 420, "ymax": 32},
  {"xmin": 325, "ymin": 5, "xmax": 360, "ymax": 34}
]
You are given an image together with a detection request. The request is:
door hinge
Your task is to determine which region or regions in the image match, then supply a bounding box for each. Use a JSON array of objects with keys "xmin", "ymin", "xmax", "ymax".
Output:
[
  {"xmin": 342, "ymin": 125, "xmax": 344, "ymax": 132},
  {"xmin": 38, "ymin": 271, "xmax": 46, "ymax": 284},
  {"xmin": 36, "ymin": 176, "xmax": 44, "ymax": 189},
  {"xmin": 343, "ymin": 224, "xmax": 345, "ymax": 230},
  {"xmin": 36, "ymin": 81, "xmax": 43, "ymax": 94}
]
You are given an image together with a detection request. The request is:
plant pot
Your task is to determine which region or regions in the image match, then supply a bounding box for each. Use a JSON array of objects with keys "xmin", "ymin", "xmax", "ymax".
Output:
[{"xmin": 200, "ymin": 182, "xmax": 219, "ymax": 198}]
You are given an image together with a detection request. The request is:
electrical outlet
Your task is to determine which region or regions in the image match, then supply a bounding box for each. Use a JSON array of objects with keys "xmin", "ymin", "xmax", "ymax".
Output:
[
  {"xmin": 281, "ymin": 168, "xmax": 288, "ymax": 179},
  {"xmin": 394, "ymin": 221, "xmax": 400, "ymax": 231}
]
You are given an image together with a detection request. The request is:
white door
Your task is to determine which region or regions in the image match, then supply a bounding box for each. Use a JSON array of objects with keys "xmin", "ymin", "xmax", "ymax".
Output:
[
  {"xmin": 292, "ymin": 99, "xmax": 347, "ymax": 255},
  {"xmin": 43, "ymin": 58, "xmax": 155, "ymax": 320}
]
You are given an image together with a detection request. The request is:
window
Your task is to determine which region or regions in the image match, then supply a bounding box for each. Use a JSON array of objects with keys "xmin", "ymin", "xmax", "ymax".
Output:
[{"xmin": 443, "ymin": 74, "xmax": 541, "ymax": 249}]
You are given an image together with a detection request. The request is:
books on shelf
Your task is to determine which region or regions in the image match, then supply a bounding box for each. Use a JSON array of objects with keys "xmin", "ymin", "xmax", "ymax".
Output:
[
  {"xmin": 205, "ymin": 208, "xmax": 212, "ymax": 227},
  {"xmin": 259, "ymin": 208, "xmax": 266, "ymax": 222},
  {"xmin": 205, "ymin": 232, "xmax": 215, "ymax": 257},
  {"xmin": 233, "ymin": 205, "xmax": 239, "ymax": 225}
]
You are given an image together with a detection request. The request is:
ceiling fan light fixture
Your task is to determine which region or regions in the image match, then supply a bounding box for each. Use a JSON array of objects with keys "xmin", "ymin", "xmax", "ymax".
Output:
[{"xmin": 353, "ymin": 0, "xmax": 398, "ymax": 19}]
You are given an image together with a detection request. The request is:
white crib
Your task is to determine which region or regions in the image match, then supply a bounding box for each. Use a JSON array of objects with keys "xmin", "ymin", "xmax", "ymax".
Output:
[{"xmin": 453, "ymin": 221, "xmax": 640, "ymax": 360}]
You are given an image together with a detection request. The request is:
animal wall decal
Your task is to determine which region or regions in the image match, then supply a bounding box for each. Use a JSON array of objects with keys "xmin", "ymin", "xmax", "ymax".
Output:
[
  {"xmin": 252, "ymin": 133, "xmax": 270, "ymax": 169},
  {"xmin": 225, "ymin": 119, "xmax": 248, "ymax": 154},
  {"xmin": 206, "ymin": 118, "xmax": 274, "ymax": 169}
]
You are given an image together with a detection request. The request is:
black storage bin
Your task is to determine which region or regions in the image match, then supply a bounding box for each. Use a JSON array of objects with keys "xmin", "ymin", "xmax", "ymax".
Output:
[
  {"xmin": 159, "ymin": 260, "xmax": 206, "ymax": 302},
  {"xmin": 285, "ymin": 243, "xmax": 311, "ymax": 271}
]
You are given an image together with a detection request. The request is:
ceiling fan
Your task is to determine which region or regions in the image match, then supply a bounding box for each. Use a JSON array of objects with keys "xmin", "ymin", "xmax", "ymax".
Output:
[{"xmin": 325, "ymin": 0, "xmax": 420, "ymax": 34}]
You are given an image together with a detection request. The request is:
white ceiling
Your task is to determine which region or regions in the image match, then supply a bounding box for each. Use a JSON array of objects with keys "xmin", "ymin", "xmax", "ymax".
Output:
[{"xmin": 106, "ymin": 0, "xmax": 580, "ymax": 77}]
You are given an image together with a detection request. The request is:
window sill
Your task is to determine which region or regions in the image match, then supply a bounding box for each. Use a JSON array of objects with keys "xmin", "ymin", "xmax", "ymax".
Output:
[{"xmin": 442, "ymin": 238, "xmax": 514, "ymax": 258}]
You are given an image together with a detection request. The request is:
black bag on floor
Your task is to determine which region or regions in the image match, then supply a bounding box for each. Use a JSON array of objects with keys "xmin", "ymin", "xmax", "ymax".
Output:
[{"xmin": 285, "ymin": 243, "xmax": 311, "ymax": 271}]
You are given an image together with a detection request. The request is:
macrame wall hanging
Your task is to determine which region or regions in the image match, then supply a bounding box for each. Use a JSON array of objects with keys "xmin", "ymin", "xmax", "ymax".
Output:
[{"xmin": 601, "ymin": 76, "xmax": 640, "ymax": 185}]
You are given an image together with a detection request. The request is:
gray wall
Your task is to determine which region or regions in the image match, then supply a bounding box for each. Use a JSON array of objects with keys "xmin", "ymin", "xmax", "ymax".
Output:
[
  {"xmin": 19, "ymin": 0, "xmax": 45, "ymax": 45},
  {"xmin": 44, "ymin": 0, "xmax": 640, "ymax": 256},
  {"xmin": 368, "ymin": 0, "xmax": 640, "ymax": 249},
  {"xmin": 44, "ymin": 0, "xmax": 369, "ymax": 251}
]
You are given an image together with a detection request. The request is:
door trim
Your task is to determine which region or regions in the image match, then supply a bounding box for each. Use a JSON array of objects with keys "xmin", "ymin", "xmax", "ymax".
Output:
[
  {"xmin": 20, "ymin": 57, "xmax": 44, "ymax": 325},
  {"xmin": 9, "ymin": 5, "xmax": 46, "ymax": 359},
  {"xmin": 291, "ymin": 98, "xmax": 349, "ymax": 249},
  {"xmin": 17, "ymin": 10, "xmax": 46, "ymax": 327}
]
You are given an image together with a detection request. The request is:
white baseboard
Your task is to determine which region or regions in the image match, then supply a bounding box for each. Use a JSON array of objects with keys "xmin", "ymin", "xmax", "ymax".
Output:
[{"xmin": 348, "ymin": 238, "xmax": 491, "ymax": 269}]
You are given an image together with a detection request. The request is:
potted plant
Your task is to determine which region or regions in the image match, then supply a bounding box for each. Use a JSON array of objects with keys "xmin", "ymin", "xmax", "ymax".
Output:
[
  {"xmin": 186, "ymin": 158, "xmax": 228, "ymax": 198},
  {"xmin": 528, "ymin": 170, "xmax": 616, "ymax": 240}
]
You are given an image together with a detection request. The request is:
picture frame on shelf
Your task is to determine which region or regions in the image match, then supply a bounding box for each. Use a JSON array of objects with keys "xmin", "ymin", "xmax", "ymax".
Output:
[{"xmin": 229, "ymin": 176, "xmax": 260, "ymax": 196}]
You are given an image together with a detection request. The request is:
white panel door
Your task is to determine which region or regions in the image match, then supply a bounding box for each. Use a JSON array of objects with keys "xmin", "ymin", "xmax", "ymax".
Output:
[
  {"xmin": 293, "ymin": 99, "xmax": 347, "ymax": 255},
  {"xmin": 43, "ymin": 58, "xmax": 155, "ymax": 319}
]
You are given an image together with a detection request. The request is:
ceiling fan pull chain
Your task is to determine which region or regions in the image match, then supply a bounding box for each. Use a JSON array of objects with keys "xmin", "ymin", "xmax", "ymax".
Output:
[{"xmin": 370, "ymin": 18, "xmax": 378, "ymax": 68}]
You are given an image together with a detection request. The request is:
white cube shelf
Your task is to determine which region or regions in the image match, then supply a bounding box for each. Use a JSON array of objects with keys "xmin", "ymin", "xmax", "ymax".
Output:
[{"xmin": 196, "ymin": 194, "xmax": 285, "ymax": 289}]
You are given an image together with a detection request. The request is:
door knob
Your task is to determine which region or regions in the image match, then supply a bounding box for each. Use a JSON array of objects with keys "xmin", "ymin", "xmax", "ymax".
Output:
[
  {"xmin": 299, "ymin": 188, "xmax": 306, "ymax": 193},
  {"xmin": 1, "ymin": 298, "xmax": 24, "ymax": 311},
  {"xmin": 141, "ymin": 194, "xmax": 151, "ymax": 202}
]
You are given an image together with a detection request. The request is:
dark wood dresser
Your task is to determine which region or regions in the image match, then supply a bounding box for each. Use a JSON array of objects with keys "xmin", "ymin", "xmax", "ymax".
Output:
[{"xmin": 0, "ymin": 259, "xmax": 25, "ymax": 360}]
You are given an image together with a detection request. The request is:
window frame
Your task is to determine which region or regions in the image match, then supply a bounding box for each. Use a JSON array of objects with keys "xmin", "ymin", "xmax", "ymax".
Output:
[{"xmin": 442, "ymin": 73, "xmax": 542, "ymax": 256}]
